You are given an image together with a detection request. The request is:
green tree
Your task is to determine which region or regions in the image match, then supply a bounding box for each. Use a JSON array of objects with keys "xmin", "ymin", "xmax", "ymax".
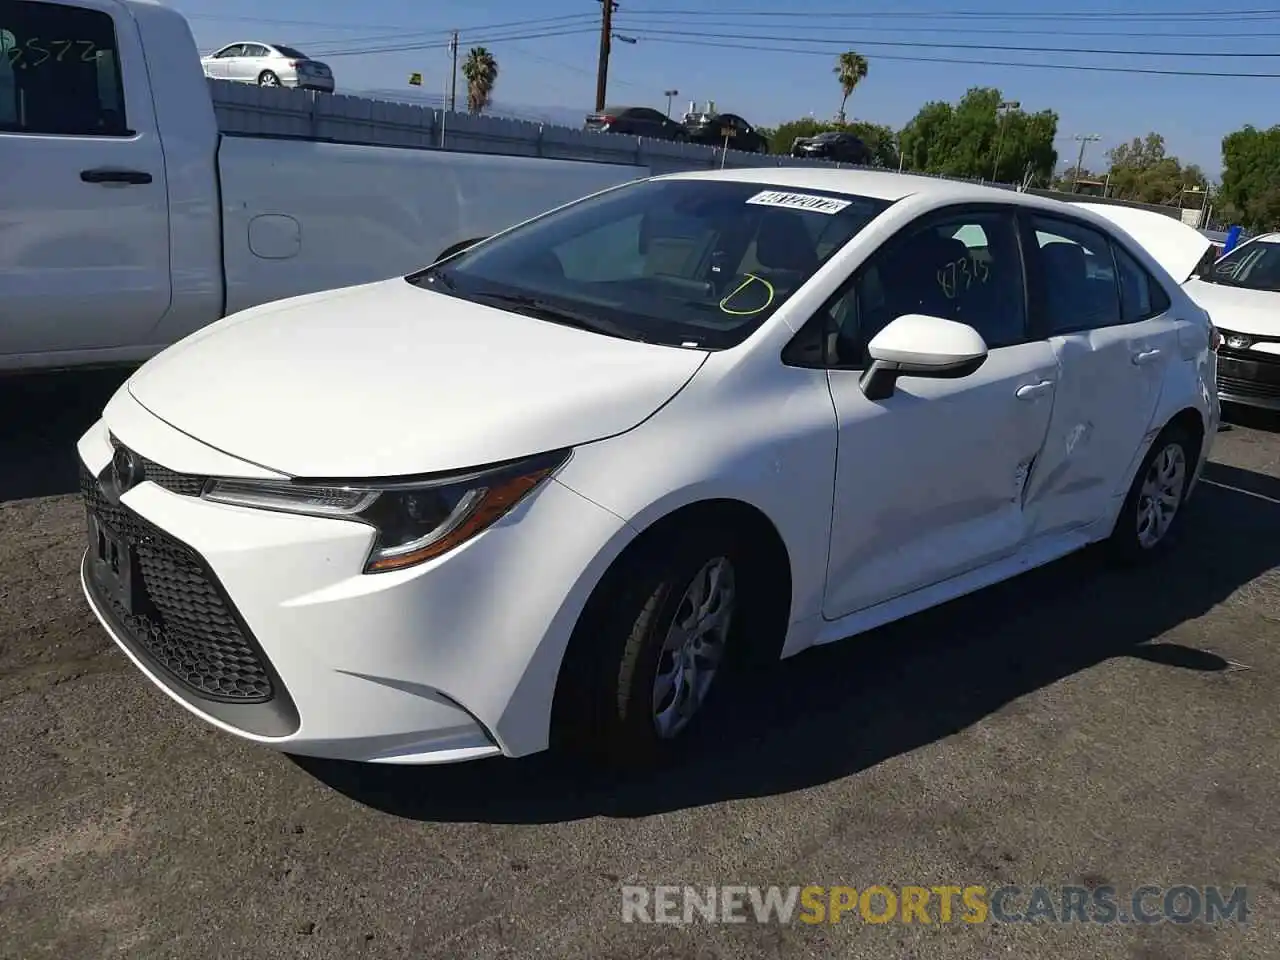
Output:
[
  {"xmin": 898, "ymin": 87, "xmax": 1057, "ymax": 183},
  {"xmin": 844, "ymin": 120, "xmax": 899, "ymax": 168},
  {"xmin": 462, "ymin": 47, "xmax": 498, "ymax": 114},
  {"xmin": 833, "ymin": 51, "xmax": 869, "ymax": 123},
  {"xmin": 1104, "ymin": 132, "xmax": 1205, "ymax": 204},
  {"xmin": 1220, "ymin": 125, "xmax": 1280, "ymax": 231}
]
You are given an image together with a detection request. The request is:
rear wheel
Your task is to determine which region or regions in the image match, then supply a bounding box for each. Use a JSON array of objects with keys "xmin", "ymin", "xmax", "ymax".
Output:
[
  {"xmin": 1107, "ymin": 423, "xmax": 1196, "ymax": 563},
  {"xmin": 258, "ymin": 70, "xmax": 280, "ymax": 87}
]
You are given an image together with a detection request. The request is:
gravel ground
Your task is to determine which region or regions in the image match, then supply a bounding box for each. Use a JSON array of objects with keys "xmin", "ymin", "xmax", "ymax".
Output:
[{"xmin": 1, "ymin": 369, "xmax": 1278, "ymax": 959}]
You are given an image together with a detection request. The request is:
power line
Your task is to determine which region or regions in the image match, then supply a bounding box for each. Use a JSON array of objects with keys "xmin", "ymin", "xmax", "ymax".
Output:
[
  {"xmin": 614, "ymin": 14, "xmax": 1280, "ymax": 39},
  {"xmin": 185, "ymin": 12, "xmax": 599, "ymax": 35},
  {"xmin": 503, "ymin": 41, "xmax": 644, "ymax": 89},
  {"xmin": 620, "ymin": 25, "xmax": 1280, "ymax": 57},
  {"xmin": 629, "ymin": 34, "xmax": 1280, "ymax": 78},
  {"xmin": 193, "ymin": 13, "xmax": 600, "ymax": 58},
  {"xmin": 620, "ymin": 5, "xmax": 1280, "ymax": 19},
  {"xmin": 311, "ymin": 27, "xmax": 601, "ymax": 59}
]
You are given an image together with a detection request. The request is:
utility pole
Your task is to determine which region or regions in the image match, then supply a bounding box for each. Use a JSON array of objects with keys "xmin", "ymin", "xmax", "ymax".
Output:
[
  {"xmin": 990, "ymin": 100, "xmax": 1020, "ymax": 182},
  {"xmin": 664, "ymin": 88, "xmax": 679, "ymax": 118},
  {"xmin": 1071, "ymin": 133, "xmax": 1100, "ymax": 190},
  {"xmin": 595, "ymin": 0, "xmax": 616, "ymax": 112},
  {"xmin": 448, "ymin": 31, "xmax": 459, "ymax": 113}
]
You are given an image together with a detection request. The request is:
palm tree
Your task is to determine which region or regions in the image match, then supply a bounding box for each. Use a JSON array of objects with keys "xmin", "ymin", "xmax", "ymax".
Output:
[
  {"xmin": 833, "ymin": 51, "xmax": 869, "ymax": 123},
  {"xmin": 462, "ymin": 47, "xmax": 499, "ymax": 115}
]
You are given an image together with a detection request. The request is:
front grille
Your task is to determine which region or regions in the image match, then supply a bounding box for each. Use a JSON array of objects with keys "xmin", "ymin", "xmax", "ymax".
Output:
[
  {"xmin": 108, "ymin": 436, "xmax": 208, "ymax": 497},
  {"xmin": 80, "ymin": 463, "xmax": 275, "ymax": 702},
  {"xmin": 1217, "ymin": 375, "xmax": 1280, "ymax": 400}
]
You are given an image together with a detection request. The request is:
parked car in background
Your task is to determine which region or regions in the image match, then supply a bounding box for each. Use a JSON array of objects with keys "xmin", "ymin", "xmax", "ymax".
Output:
[
  {"xmin": 201, "ymin": 41, "xmax": 334, "ymax": 91},
  {"xmin": 683, "ymin": 111, "xmax": 770, "ymax": 153},
  {"xmin": 791, "ymin": 131, "xmax": 871, "ymax": 165},
  {"xmin": 584, "ymin": 106, "xmax": 687, "ymax": 141},
  {"xmin": 1181, "ymin": 232, "xmax": 1280, "ymax": 411}
]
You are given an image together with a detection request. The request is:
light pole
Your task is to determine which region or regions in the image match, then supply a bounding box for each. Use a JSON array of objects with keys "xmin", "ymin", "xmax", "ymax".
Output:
[
  {"xmin": 990, "ymin": 100, "xmax": 1019, "ymax": 182},
  {"xmin": 664, "ymin": 88, "xmax": 679, "ymax": 118}
]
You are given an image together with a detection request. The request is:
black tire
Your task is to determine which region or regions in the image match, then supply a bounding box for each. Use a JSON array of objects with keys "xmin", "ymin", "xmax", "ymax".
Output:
[
  {"xmin": 258, "ymin": 70, "xmax": 280, "ymax": 87},
  {"xmin": 1106, "ymin": 422, "xmax": 1197, "ymax": 564},
  {"xmin": 553, "ymin": 525, "xmax": 760, "ymax": 769}
]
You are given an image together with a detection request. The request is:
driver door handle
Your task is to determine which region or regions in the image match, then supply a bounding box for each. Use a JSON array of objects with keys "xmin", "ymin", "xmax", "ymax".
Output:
[
  {"xmin": 1016, "ymin": 380, "xmax": 1054, "ymax": 400},
  {"xmin": 80, "ymin": 168, "xmax": 153, "ymax": 185},
  {"xmin": 1132, "ymin": 348, "xmax": 1162, "ymax": 365}
]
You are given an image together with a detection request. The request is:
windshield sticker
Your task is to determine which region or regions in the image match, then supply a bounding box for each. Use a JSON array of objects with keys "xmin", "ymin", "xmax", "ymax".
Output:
[
  {"xmin": 719, "ymin": 274, "xmax": 776, "ymax": 316},
  {"xmin": 746, "ymin": 191, "xmax": 851, "ymax": 215}
]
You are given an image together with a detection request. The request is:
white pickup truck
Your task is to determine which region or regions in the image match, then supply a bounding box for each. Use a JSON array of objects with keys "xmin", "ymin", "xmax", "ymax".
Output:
[{"xmin": 0, "ymin": 0, "xmax": 645, "ymax": 373}]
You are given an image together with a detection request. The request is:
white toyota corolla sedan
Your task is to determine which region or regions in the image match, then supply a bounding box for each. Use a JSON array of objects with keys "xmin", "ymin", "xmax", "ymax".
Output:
[{"xmin": 77, "ymin": 169, "xmax": 1220, "ymax": 768}]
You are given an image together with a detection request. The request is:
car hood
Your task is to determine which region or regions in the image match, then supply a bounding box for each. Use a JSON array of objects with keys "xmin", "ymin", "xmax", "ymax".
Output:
[
  {"xmin": 126, "ymin": 279, "xmax": 707, "ymax": 478},
  {"xmin": 1069, "ymin": 202, "xmax": 1211, "ymax": 284},
  {"xmin": 1183, "ymin": 278, "xmax": 1280, "ymax": 337}
]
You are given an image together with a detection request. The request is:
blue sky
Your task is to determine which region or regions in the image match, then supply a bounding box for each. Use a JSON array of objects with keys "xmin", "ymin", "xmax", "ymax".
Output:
[{"xmin": 170, "ymin": 0, "xmax": 1277, "ymax": 178}]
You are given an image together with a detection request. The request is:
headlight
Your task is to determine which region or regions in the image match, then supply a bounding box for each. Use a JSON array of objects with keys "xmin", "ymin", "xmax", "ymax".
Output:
[{"xmin": 202, "ymin": 449, "xmax": 570, "ymax": 573}]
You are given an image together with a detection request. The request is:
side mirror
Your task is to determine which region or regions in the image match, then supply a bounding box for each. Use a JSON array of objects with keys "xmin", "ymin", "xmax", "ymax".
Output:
[{"xmin": 860, "ymin": 314, "xmax": 988, "ymax": 401}]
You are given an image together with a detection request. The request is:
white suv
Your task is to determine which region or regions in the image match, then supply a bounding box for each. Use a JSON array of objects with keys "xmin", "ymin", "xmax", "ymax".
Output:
[{"xmin": 200, "ymin": 42, "xmax": 334, "ymax": 92}]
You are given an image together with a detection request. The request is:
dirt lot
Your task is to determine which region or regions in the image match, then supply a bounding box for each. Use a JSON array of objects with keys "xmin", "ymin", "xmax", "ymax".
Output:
[{"xmin": 1, "ymin": 369, "xmax": 1278, "ymax": 959}]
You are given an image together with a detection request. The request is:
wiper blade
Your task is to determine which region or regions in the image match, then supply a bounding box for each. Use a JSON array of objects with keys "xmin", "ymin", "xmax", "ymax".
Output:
[{"xmin": 472, "ymin": 292, "xmax": 645, "ymax": 341}]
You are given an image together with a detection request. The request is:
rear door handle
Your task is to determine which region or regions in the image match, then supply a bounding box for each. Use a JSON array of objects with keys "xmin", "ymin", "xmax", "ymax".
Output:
[
  {"xmin": 1015, "ymin": 380, "xmax": 1054, "ymax": 400},
  {"xmin": 1132, "ymin": 348, "xmax": 1162, "ymax": 365},
  {"xmin": 80, "ymin": 168, "xmax": 153, "ymax": 185}
]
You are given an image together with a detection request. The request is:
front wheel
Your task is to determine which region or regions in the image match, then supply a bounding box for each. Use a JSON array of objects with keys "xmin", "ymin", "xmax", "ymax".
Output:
[
  {"xmin": 1107, "ymin": 423, "xmax": 1196, "ymax": 563},
  {"xmin": 554, "ymin": 530, "xmax": 748, "ymax": 768}
]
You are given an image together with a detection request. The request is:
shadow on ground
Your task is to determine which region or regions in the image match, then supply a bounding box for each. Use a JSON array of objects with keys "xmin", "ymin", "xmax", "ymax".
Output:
[
  {"xmin": 0, "ymin": 369, "xmax": 133, "ymax": 503},
  {"xmin": 295, "ymin": 463, "xmax": 1280, "ymax": 824},
  {"xmin": 1221, "ymin": 402, "xmax": 1280, "ymax": 434}
]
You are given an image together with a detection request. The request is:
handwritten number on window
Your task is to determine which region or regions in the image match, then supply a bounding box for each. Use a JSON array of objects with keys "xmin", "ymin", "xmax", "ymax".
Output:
[
  {"xmin": 4, "ymin": 39, "xmax": 101, "ymax": 68},
  {"xmin": 937, "ymin": 255, "xmax": 989, "ymax": 298}
]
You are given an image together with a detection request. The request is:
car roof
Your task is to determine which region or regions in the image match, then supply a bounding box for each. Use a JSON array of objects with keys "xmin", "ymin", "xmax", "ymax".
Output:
[
  {"xmin": 656, "ymin": 166, "xmax": 1026, "ymax": 203},
  {"xmin": 652, "ymin": 168, "xmax": 1211, "ymax": 253}
]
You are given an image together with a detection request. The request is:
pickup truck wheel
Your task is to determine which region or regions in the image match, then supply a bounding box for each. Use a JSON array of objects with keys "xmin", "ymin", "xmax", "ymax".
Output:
[
  {"xmin": 258, "ymin": 70, "xmax": 280, "ymax": 87},
  {"xmin": 554, "ymin": 526, "xmax": 753, "ymax": 769},
  {"xmin": 1107, "ymin": 423, "xmax": 1195, "ymax": 564}
]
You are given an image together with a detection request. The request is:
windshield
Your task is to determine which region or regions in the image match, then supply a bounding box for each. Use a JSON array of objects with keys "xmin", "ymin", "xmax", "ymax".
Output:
[
  {"xmin": 1201, "ymin": 239, "xmax": 1280, "ymax": 292},
  {"xmin": 273, "ymin": 45, "xmax": 308, "ymax": 59},
  {"xmin": 407, "ymin": 178, "xmax": 891, "ymax": 349}
]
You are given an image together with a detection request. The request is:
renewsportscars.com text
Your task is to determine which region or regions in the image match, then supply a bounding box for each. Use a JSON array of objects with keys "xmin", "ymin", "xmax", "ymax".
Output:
[{"xmin": 620, "ymin": 884, "xmax": 1250, "ymax": 925}]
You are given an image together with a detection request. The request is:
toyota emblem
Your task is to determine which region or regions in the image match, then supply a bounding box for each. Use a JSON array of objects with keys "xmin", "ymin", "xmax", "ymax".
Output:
[{"xmin": 111, "ymin": 445, "xmax": 145, "ymax": 495}]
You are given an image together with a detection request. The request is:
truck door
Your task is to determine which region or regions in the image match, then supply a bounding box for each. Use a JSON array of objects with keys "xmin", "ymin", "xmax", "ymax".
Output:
[{"xmin": 0, "ymin": 0, "xmax": 171, "ymax": 360}]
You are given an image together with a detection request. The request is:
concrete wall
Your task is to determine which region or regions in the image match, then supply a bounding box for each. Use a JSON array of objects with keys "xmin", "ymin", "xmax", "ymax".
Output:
[
  {"xmin": 208, "ymin": 81, "xmax": 1183, "ymax": 219},
  {"xmin": 208, "ymin": 80, "xmax": 839, "ymax": 175}
]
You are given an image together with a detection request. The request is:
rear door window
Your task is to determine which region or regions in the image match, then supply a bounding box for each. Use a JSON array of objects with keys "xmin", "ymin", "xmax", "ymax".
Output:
[{"xmin": 1029, "ymin": 216, "xmax": 1123, "ymax": 333}]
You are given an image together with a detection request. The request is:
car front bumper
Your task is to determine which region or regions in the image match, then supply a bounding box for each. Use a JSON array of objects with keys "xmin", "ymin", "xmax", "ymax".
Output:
[
  {"xmin": 1216, "ymin": 345, "xmax": 1280, "ymax": 412},
  {"xmin": 75, "ymin": 396, "xmax": 630, "ymax": 764}
]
